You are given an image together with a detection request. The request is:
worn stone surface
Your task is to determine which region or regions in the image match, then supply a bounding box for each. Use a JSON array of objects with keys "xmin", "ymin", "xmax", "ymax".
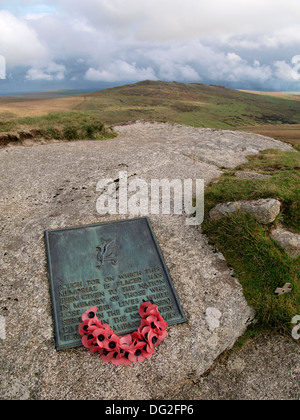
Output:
[
  {"xmin": 209, "ymin": 198, "xmax": 281, "ymax": 225},
  {"xmin": 166, "ymin": 334, "xmax": 300, "ymax": 400},
  {"xmin": 114, "ymin": 121, "xmax": 292, "ymax": 170},
  {"xmin": 271, "ymin": 227, "xmax": 300, "ymax": 259},
  {"xmin": 0, "ymin": 122, "xmax": 294, "ymax": 400}
]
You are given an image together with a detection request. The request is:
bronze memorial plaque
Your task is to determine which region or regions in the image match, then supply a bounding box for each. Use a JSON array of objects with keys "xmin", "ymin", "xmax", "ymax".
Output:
[{"xmin": 45, "ymin": 217, "xmax": 186, "ymax": 350}]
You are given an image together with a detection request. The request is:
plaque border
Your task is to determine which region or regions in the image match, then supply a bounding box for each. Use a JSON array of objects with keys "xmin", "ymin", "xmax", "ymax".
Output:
[{"xmin": 45, "ymin": 217, "xmax": 187, "ymax": 351}]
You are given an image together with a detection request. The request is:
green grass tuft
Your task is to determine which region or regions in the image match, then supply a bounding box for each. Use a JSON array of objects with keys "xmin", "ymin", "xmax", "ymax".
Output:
[
  {"xmin": 203, "ymin": 213, "xmax": 299, "ymax": 333},
  {"xmin": 202, "ymin": 148, "xmax": 300, "ymax": 334},
  {"xmin": 204, "ymin": 149, "xmax": 300, "ymax": 232},
  {"xmin": 0, "ymin": 111, "xmax": 116, "ymax": 143}
]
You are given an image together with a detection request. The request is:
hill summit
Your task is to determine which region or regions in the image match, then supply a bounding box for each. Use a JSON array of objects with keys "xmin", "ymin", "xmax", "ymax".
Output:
[{"xmin": 81, "ymin": 80, "xmax": 300, "ymax": 129}]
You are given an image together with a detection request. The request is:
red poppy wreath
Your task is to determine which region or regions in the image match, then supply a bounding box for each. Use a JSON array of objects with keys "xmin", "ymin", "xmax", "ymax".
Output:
[{"xmin": 79, "ymin": 301, "xmax": 168, "ymax": 365}]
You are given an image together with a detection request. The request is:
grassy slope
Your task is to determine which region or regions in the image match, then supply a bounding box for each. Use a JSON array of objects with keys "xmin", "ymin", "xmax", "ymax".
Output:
[
  {"xmin": 78, "ymin": 81, "xmax": 300, "ymax": 129},
  {"xmin": 202, "ymin": 149, "xmax": 300, "ymax": 334},
  {"xmin": 1, "ymin": 80, "xmax": 300, "ymax": 142}
]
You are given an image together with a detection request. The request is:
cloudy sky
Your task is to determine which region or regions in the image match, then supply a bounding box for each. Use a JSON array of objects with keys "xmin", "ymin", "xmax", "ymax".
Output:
[{"xmin": 0, "ymin": 0, "xmax": 300, "ymax": 94}]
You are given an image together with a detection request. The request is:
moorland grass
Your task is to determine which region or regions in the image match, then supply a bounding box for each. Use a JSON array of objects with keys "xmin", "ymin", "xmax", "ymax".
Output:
[
  {"xmin": 79, "ymin": 81, "xmax": 300, "ymax": 129},
  {"xmin": 204, "ymin": 149, "xmax": 300, "ymax": 231},
  {"xmin": 202, "ymin": 148, "xmax": 300, "ymax": 334},
  {"xmin": 0, "ymin": 111, "xmax": 116, "ymax": 141}
]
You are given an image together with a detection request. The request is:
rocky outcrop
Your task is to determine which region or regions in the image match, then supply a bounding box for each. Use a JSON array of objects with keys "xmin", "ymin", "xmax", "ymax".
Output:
[
  {"xmin": 271, "ymin": 227, "xmax": 300, "ymax": 258},
  {"xmin": 0, "ymin": 122, "xmax": 292, "ymax": 400},
  {"xmin": 209, "ymin": 198, "xmax": 281, "ymax": 225}
]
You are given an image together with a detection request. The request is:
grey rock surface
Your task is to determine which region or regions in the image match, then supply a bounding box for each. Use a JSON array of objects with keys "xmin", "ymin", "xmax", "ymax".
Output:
[
  {"xmin": 167, "ymin": 334, "xmax": 300, "ymax": 400},
  {"xmin": 271, "ymin": 227, "xmax": 300, "ymax": 259},
  {"xmin": 209, "ymin": 198, "xmax": 281, "ymax": 225},
  {"xmin": 0, "ymin": 122, "xmax": 295, "ymax": 400}
]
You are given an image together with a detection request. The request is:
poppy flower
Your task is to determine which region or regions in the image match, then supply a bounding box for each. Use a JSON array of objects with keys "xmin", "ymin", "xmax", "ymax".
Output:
[
  {"xmin": 105, "ymin": 337, "xmax": 134, "ymax": 366},
  {"xmin": 128, "ymin": 332, "xmax": 154, "ymax": 362},
  {"xmin": 81, "ymin": 306, "xmax": 98, "ymax": 322},
  {"xmin": 90, "ymin": 342, "xmax": 102, "ymax": 354},
  {"xmin": 120, "ymin": 352, "xmax": 134, "ymax": 366},
  {"xmin": 138, "ymin": 319, "xmax": 153, "ymax": 340},
  {"xmin": 79, "ymin": 301, "xmax": 167, "ymax": 365},
  {"xmin": 128, "ymin": 342, "xmax": 147, "ymax": 362},
  {"xmin": 139, "ymin": 325, "xmax": 163, "ymax": 350},
  {"xmin": 100, "ymin": 349, "xmax": 115, "ymax": 364},
  {"xmin": 119, "ymin": 334, "xmax": 133, "ymax": 351},
  {"xmin": 139, "ymin": 302, "xmax": 160, "ymax": 319},
  {"xmin": 109, "ymin": 347, "xmax": 133, "ymax": 366},
  {"xmin": 102, "ymin": 333, "xmax": 120, "ymax": 352},
  {"xmin": 78, "ymin": 319, "xmax": 92, "ymax": 337},
  {"xmin": 78, "ymin": 318, "xmax": 102, "ymax": 337},
  {"xmin": 103, "ymin": 334, "xmax": 134, "ymax": 366},
  {"xmin": 101, "ymin": 323, "xmax": 114, "ymax": 335},
  {"xmin": 91, "ymin": 327, "xmax": 113, "ymax": 350},
  {"xmin": 110, "ymin": 352, "xmax": 126, "ymax": 365},
  {"xmin": 140, "ymin": 317, "xmax": 167, "ymax": 345},
  {"xmin": 145, "ymin": 315, "xmax": 168, "ymax": 335},
  {"xmin": 82, "ymin": 333, "xmax": 96, "ymax": 349},
  {"xmin": 97, "ymin": 323, "xmax": 114, "ymax": 338}
]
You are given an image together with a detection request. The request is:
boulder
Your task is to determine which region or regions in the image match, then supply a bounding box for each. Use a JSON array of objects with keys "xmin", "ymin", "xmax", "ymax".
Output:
[
  {"xmin": 209, "ymin": 198, "xmax": 281, "ymax": 225},
  {"xmin": 271, "ymin": 227, "xmax": 300, "ymax": 259}
]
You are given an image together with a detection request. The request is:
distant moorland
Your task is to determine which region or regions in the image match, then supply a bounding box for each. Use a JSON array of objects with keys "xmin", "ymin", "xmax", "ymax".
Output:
[{"xmin": 0, "ymin": 80, "xmax": 300, "ymax": 146}]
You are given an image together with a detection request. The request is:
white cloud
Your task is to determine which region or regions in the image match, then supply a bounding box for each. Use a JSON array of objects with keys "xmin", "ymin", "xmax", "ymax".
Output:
[
  {"xmin": 273, "ymin": 60, "xmax": 296, "ymax": 82},
  {"xmin": 26, "ymin": 68, "xmax": 53, "ymax": 81},
  {"xmin": 23, "ymin": 13, "xmax": 51, "ymax": 21},
  {"xmin": 159, "ymin": 64, "xmax": 201, "ymax": 82},
  {"xmin": 2, "ymin": 1, "xmax": 300, "ymax": 90},
  {"xmin": 26, "ymin": 62, "xmax": 65, "ymax": 81},
  {"xmin": 222, "ymin": 24, "xmax": 300, "ymax": 51},
  {"xmin": 140, "ymin": 42, "xmax": 273, "ymax": 84},
  {"xmin": 199, "ymin": 50, "xmax": 273, "ymax": 83},
  {"xmin": 262, "ymin": 26, "xmax": 300, "ymax": 48},
  {"xmin": 62, "ymin": 0, "xmax": 300, "ymax": 41},
  {"xmin": 226, "ymin": 53, "xmax": 243, "ymax": 64},
  {"xmin": 0, "ymin": 10, "xmax": 47, "ymax": 67},
  {"xmin": 85, "ymin": 60, "xmax": 157, "ymax": 82}
]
